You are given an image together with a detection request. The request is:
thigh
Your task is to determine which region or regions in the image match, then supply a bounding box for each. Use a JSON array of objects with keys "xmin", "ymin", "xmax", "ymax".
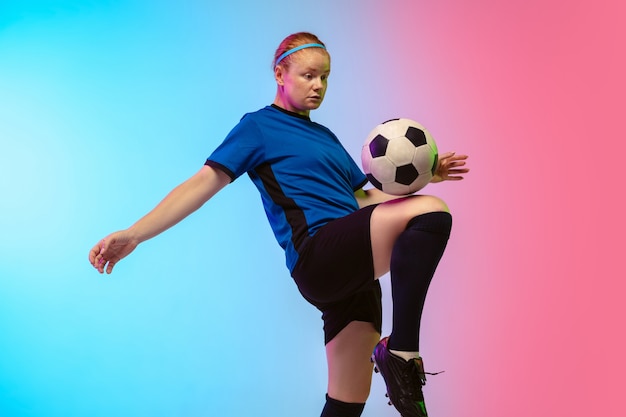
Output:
[
  {"xmin": 325, "ymin": 320, "xmax": 381, "ymax": 403},
  {"xmin": 292, "ymin": 204, "xmax": 377, "ymax": 304},
  {"xmin": 370, "ymin": 195, "xmax": 449, "ymax": 278},
  {"xmin": 318, "ymin": 280, "xmax": 383, "ymax": 345}
]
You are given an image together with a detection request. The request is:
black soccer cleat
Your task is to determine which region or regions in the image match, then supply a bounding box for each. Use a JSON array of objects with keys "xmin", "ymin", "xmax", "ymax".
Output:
[{"xmin": 371, "ymin": 337, "xmax": 429, "ymax": 417}]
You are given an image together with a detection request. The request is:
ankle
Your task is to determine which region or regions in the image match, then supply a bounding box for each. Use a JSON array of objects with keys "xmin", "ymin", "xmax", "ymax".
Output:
[{"xmin": 389, "ymin": 348, "xmax": 420, "ymax": 362}]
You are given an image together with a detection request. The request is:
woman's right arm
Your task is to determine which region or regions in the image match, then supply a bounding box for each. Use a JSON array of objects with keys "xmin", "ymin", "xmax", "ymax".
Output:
[{"xmin": 88, "ymin": 165, "xmax": 231, "ymax": 274}]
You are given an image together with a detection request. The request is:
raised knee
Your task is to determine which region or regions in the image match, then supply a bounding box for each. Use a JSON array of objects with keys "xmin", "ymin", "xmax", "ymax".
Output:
[
  {"xmin": 416, "ymin": 195, "xmax": 449, "ymax": 214},
  {"xmin": 407, "ymin": 209, "xmax": 452, "ymax": 236}
]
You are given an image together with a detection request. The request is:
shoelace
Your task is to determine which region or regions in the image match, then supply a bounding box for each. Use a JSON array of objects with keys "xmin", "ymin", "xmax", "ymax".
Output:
[
  {"xmin": 422, "ymin": 370, "xmax": 445, "ymax": 376},
  {"xmin": 408, "ymin": 359, "xmax": 445, "ymax": 385}
]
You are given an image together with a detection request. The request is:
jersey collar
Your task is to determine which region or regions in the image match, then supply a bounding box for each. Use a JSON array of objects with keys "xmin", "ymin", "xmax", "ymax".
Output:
[{"xmin": 271, "ymin": 104, "xmax": 311, "ymax": 121}]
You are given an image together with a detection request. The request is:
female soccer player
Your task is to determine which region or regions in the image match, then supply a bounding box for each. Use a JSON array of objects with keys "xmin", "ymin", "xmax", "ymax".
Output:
[{"xmin": 88, "ymin": 32, "xmax": 469, "ymax": 417}]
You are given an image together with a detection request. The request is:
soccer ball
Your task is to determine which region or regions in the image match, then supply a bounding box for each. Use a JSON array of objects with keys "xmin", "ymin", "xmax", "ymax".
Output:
[{"xmin": 361, "ymin": 118, "xmax": 438, "ymax": 195}]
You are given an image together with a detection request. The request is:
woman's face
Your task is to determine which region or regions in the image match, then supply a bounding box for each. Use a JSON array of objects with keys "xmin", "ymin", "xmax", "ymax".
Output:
[{"xmin": 274, "ymin": 48, "xmax": 331, "ymax": 116}]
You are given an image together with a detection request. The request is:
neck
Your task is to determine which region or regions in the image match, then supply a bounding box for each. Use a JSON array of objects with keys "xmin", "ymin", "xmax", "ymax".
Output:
[{"xmin": 273, "ymin": 93, "xmax": 310, "ymax": 117}]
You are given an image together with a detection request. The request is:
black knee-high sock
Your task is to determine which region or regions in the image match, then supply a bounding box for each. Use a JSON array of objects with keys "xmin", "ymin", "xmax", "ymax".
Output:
[
  {"xmin": 320, "ymin": 394, "xmax": 365, "ymax": 417},
  {"xmin": 387, "ymin": 211, "xmax": 452, "ymax": 352}
]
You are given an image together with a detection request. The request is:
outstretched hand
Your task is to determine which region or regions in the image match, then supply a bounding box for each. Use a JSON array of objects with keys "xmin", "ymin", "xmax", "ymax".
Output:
[
  {"xmin": 88, "ymin": 230, "xmax": 139, "ymax": 274},
  {"xmin": 431, "ymin": 152, "xmax": 469, "ymax": 183}
]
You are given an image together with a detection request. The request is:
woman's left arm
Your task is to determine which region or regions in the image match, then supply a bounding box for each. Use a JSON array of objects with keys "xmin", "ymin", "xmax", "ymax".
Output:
[{"xmin": 354, "ymin": 187, "xmax": 401, "ymax": 208}]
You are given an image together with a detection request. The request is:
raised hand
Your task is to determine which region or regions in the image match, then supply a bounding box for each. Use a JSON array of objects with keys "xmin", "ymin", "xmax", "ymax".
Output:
[{"xmin": 431, "ymin": 152, "xmax": 469, "ymax": 183}]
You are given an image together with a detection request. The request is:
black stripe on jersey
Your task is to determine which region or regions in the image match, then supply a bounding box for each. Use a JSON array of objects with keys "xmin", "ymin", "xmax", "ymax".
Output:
[
  {"xmin": 205, "ymin": 160, "xmax": 236, "ymax": 182},
  {"xmin": 255, "ymin": 162, "xmax": 309, "ymax": 252}
]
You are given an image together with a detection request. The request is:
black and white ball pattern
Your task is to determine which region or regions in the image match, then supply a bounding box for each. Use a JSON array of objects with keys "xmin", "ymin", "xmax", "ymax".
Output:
[{"xmin": 361, "ymin": 118, "xmax": 438, "ymax": 195}]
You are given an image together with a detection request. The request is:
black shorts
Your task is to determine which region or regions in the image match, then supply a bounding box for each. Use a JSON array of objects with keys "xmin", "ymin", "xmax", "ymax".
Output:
[{"xmin": 291, "ymin": 204, "xmax": 382, "ymax": 344}]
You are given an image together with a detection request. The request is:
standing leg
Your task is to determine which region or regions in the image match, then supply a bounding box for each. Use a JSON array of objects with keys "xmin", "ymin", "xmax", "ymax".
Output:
[
  {"xmin": 321, "ymin": 321, "xmax": 380, "ymax": 417},
  {"xmin": 291, "ymin": 204, "xmax": 384, "ymax": 417}
]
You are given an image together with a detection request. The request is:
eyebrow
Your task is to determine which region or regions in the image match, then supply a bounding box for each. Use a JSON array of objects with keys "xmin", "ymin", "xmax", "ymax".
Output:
[{"xmin": 303, "ymin": 67, "xmax": 331, "ymax": 73}]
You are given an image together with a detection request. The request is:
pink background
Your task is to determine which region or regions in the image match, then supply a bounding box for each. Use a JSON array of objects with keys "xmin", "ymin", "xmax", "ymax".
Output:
[{"xmin": 374, "ymin": 2, "xmax": 626, "ymax": 415}]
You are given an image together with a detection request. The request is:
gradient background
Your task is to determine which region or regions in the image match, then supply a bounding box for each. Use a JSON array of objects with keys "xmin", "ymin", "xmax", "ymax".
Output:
[{"xmin": 1, "ymin": 1, "xmax": 624, "ymax": 416}]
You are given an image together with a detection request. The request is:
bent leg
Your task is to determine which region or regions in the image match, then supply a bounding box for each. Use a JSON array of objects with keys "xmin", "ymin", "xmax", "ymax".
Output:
[
  {"xmin": 370, "ymin": 195, "xmax": 452, "ymax": 351},
  {"xmin": 370, "ymin": 195, "xmax": 449, "ymax": 279}
]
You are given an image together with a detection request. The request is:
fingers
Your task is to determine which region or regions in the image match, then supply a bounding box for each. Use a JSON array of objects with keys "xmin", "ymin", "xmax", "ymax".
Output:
[
  {"xmin": 88, "ymin": 241, "xmax": 102, "ymax": 272},
  {"xmin": 106, "ymin": 260, "xmax": 116, "ymax": 274},
  {"xmin": 436, "ymin": 152, "xmax": 470, "ymax": 181},
  {"xmin": 94, "ymin": 254, "xmax": 117, "ymax": 274},
  {"xmin": 89, "ymin": 238, "xmax": 115, "ymax": 274},
  {"xmin": 88, "ymin": 245, "xmax": 99, "ymax": 265},
  {"xmin": 440, "ymin": 152, "xmax": 468, "ymax": 162},
  {"xmin": 441, "ymin": 153, "xmax": 469, "ymax": 173},
  {"xmin": 438, "ymin": 153, "xmax": 468, "ymax": 171},
  {"xmin": 96, "ymin": 256, "xmax": 117, "ymax": 274},
  {"xmin": 439, "ymin": 151, "xmax": 456, "ymax": 160}
]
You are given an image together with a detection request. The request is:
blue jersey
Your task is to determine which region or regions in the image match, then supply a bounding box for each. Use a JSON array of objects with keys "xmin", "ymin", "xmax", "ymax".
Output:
[{"xmin": 206, "ymin": 105, "xmax": 367, "ymax": 272}]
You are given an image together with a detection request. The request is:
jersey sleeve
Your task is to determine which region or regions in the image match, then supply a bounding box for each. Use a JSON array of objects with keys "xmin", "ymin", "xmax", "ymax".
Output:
[{"xmin": 205, "ymin": 114, "xmax": 265, "ymax": 182}]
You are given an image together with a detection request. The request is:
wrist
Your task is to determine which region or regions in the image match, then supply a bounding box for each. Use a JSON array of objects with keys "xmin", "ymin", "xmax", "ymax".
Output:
[{"xmin": 126, "ymin": 225, "xmax": 148, "ymax": 244}]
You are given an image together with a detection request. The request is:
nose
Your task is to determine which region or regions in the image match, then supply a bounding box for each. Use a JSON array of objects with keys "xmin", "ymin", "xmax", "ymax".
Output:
[{"xmin": 313, "ymin": 77, "xmax": 324, "ymax": 91}]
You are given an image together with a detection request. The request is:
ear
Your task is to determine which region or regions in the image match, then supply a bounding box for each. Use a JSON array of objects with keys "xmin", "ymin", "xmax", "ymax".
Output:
[{"xmin": 274, "ymin": 65, "xmax": 285, "ymax": 86}]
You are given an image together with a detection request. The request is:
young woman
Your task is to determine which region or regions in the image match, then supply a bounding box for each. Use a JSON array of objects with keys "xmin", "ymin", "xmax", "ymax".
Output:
[{"xmin": 88, "ymin": 32, "xmax": 469, "ymax": 417}]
